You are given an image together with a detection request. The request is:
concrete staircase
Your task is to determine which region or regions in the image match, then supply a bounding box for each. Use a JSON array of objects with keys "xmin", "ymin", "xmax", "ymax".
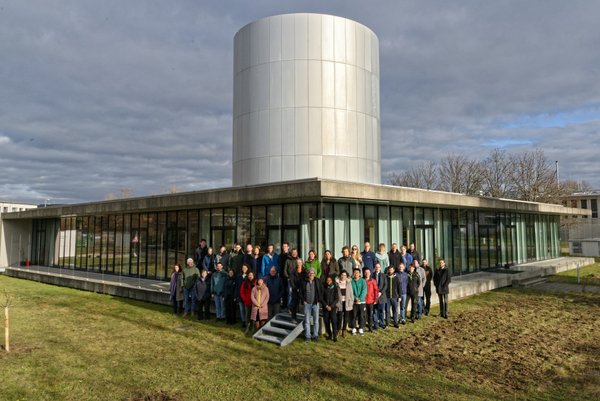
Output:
[
  {"xmin": 253, "ymin": 312, "xmax": 305, "ymax": 346},
  {"xmin": 512, "ymin": 274, "xmax": 547, "ymax": 287}
]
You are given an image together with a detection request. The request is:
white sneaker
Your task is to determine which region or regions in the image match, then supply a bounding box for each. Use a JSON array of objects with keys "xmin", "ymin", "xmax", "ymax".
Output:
[
  {"xmin": 358, "ymin": 328, "xmax": 364, "ymax": 336},
  {"xmin": 351, "ymin": 328, "xmax": 357, "ymax": 335}
]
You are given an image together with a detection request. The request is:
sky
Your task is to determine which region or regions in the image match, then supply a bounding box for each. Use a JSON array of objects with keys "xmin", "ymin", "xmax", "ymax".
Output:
[{"xmin": 1, "ymin": 0, "xmax": 599, "ymax": 204}]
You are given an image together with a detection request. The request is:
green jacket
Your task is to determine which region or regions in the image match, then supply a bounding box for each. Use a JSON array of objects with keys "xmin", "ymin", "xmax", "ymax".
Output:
[
  {"xmin": 351, "ymin": 277, "xmax": 367, "ymax": 303},
  {"xmin": 182, "ymin": 265, "xmax": 200, "ymax": 289},
  {"xmin": 305, "ymin": 259, "xmax": 322, "ymax": 278}
]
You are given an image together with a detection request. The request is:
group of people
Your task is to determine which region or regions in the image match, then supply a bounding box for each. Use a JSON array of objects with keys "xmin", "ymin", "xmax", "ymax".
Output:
[{"xmin": 169, "ymin": 240, "xmax": 451, "ymax": 343}]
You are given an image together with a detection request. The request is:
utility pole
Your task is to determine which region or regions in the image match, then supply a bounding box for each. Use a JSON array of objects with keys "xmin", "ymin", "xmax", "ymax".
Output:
[{"xmin": 555, "ymin": 161, "xmax": 560, "ymax": 189}]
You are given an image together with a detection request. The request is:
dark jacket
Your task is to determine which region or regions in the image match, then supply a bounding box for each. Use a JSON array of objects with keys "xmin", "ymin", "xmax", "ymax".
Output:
[
  {"xmin": 320, "ymin": 257, "xmax": 339, "ymax": 281},
  {"xmin": 195, "ymin": 276, "xmax": 211, "ymax": 301},
  {"xmin": 322, "ymin": 282, "xmax": 339, "ymax": 310},
  {"xmin": 399, "ymin": 271, "xmax": 408, "ymax": 296},
  {"xmin": 244, "ymin": 253, "xmax": 260, "ymax": 277},
  {"xmin": 384, "ymin": 273, "xmax": 401, "ymax": 299},
  {"xmin": 265, "ymin": 274, "xmax": 284, "ymax": 305},
  {"xmin": 388, "ymin": 249, "xmax": 402, "ymax": 270},
  {"xmin": 373, "ymin": 271, "xmax": 387, "ymax": 303},
  {"xmin": 408, "ymin": 249, "xmax": 421, "ymax": 263},
  {"xmin": 224, "ymin": 276, "xmax": 237, "ymax": 299},
  {"xmin": 216, "ymin": 252, "xmax": 230, "ymax": 271},
  {"xmin": 194, "ymin": 245, "xmax": 207, "ymax": 266},
  {"xmin": 169, "ymin": 272, "xmax": 184, "ymax": 302},
  {"xmin": 299, "ymin": 278, "xmax": 323, "ymax": 305},
  {"xmin": 202, "ymin": 254, "xmax": 216, "ymax": 272},
  {"xmin": 211, "ymin": 270, "xmax": 228, "ymax": 296},
  {"xmin": 229, "ymin": 251, "xmax": 243, "ymax": 274},
  {"xmin": 278, "ymin": 252, "xmax": 290, "ymax": 277},
  {"xmin": 433, "ymin": 267, "xmax": 451, "ymax": 295},
  {"xmin": 284, "ymin": 256, "xmax": 300, "ymax": 279},
  {"xmin": 289, "ymin": 269, "xmax": 306, "ymax": 302},
  {"xmin": 337, "ymin": 256, "xmax": 355, "ymax": 276},
  {"xmin": 407, "ymin": 271, "xmax": 420, "ymax": 297}
]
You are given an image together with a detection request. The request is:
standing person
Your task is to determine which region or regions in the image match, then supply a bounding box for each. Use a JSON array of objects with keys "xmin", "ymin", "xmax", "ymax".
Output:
[
  {"xmin": 194, "ymin": 239, "xmax": 208, "ymax": 267},
  {"xmin": 203, "ymin": 247, "xmax": 216, "ymax": 272},
  {"xmin": 284, "ymin": 248, "xmax": 300, "ymax": 308},
  {"xmin": 278, "ymin": 242, "xmax": 291, "ymax": 308},
  {"xmin": 320, "ymin": 250, "xmax": 338, "ymax": 283},
  {"xmin": 215, "ymin": 245, "xmax": 230, "ymax": 272},
  {"xmin": 385, "ymin": 265, "xmax": 401, "ymax": 328},
  {"xmin": 300, "ymin": 269, "xmax": 322, "ymax": 342},
  {"xmin": 261, "ymin": 244, "xmax": 279, "ymax": 278},
  {"xmin": 364, "ymin": 268, "xmax": 379, "ymax": 332},
  {"xmin": 236, "ymin": 264, "xmax": 249, "ymax": 328},
  {"xmin": 229, "ymin": 243, "xmax": 243, "ymax": 275},
  {"xmin": 265, "ymin": 267, "xmax": 283, "ymax": 319},
  {"xmin": 335, "ymin": 270, "xmax": 354, "ymax": 338},
  {"xmin": 416, "ymin": 260, "xmax": 426, "ymax": 319},
  {"xmin": 322, "ymin": 275, "xmax": 339, "ymax": 342},
  {"xmin": 169, "ymin": 264, "xmax": 184, "ymax": 315},
  {"xmin": 351, "ymin": 268, "xmax": 367, "ymax": 335},
  {"xmin": 196, "ymin": 269, "xmax": 211, "ymax": 320},
  {"xmin": 224, "ymin": 269, "xmax": 238, "ymax": 325},
  {"xmin": 361, "ymin": 242, "xmax": 376, "ymax": 274},
  {"xmin": 240, "ymin": 271, "xmax": 256, "ymax": 334},
  {"xmin": 338, "ymin": 246, "xmax": 356, "ymax": 276},
  {"xmin": 433, "ymin": 259, "xmax": 451, "ymax": 319},
  {"xmin": 305, "ymin": 250, "xmax": 322, "ymax": 279},
  {"xmin": 242, "ymin": 243, "xmax": 255, "ymax": 274},
  {"xmin": 182, "ymin": 258, "xmax": 199, "ymax": 318},
  {"xmin": 211, "ymin": 262, "xmax": 228, "ymax": 321},
  {"xmin": 289, "ymin": 258, "xmax": 305, "ymax": 322},
  {"xmin": 388, "ymin": 243, "xmax": 402, "ymax": 271},
  {"xmin": 398, "ymin": 263, "xmax": 408, "ymax": 325},
  {"xmin": 373, "ymin": 263, "xmax": 387, "ymax": 329},
  {"xmin": 351, "ymin": 245, "xmax": 364, "ymax": 270},
  {"xmin": 375, "ymin": 243, "xmax": 390, "ymax": 273},
  {"xmin": 400, "ymin": 245, "xmax": 413, "ymax": 270},
  {"xmin": 422, "ymin": 259, "xmax": 433, "ymax": 316},
  {"xmin": 407, "ymin": 263, "xmax": 421, "ymax": 323},
  {"xmin": 250, "ymin": 277, "xmax": 270, "ymax": 333},
  {"xmin": 408, "ymin": 242, "xmax": 421, "ymax": 263}
]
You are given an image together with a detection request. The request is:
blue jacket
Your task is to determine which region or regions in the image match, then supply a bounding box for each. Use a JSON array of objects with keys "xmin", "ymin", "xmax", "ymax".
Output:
[
  {"xmin": 261, "ymin": 253, "xmax": 279, "ymax": 278},
  {"xmin": 361, "ymin": 251, "xmax": 376, "ymax": 272},
  {"xmin": 399, "ymin": 271, "xmax": 408, "ymax": 295},
  {"xmin": 265, "ymin": 274, "xmax": 283, "ymax": 305},
  {"xmin": 401, "ymin": 253, "xmax": 413, "ymax": 269}
]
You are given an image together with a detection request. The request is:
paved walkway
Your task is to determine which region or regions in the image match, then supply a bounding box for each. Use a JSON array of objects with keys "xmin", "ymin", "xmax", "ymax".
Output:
[{"xmin": 530, "ymin": 281, "xmax": 600, "ymax": 293}]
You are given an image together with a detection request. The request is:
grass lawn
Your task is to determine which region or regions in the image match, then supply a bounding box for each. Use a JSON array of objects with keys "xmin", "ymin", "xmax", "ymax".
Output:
[
  {"xmin": 0, "ymin": 275, "xmax": 599, "ymax": 401},
  {"xmin": 546, "ymin": 261, "xmax": 600, "ymax": 286}
]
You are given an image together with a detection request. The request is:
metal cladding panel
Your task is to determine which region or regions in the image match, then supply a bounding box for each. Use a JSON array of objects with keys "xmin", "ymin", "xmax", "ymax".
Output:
[{"xmin": 232, "ymin": 13, "xmax": 380, "ymax": 186}]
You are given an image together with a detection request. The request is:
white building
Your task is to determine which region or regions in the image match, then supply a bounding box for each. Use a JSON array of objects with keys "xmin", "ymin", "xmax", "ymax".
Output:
[{"xmin": 0, "ymin": 200, "xmax": 38, "ymax": 268}]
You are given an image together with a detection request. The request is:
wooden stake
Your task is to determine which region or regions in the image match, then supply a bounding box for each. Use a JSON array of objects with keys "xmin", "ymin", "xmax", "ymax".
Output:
[{"xmin": 4, "ymin": 306, "xmax": 8, "ymax": 353}]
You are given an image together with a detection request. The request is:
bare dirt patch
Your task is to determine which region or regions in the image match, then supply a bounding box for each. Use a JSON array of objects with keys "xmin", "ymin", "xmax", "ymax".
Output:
[
  {"xmin": 388, "ymin": 290, "xmax": 600, "ymax": 395},
  {"xmin": 126, "ymin": 390, "xmax": 181, "ymax": 401}
]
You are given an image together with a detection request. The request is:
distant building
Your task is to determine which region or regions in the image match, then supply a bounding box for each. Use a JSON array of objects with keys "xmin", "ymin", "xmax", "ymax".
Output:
[
  {"xmin": 560, "ymin": 191, "xmax": 600, "ymax": 240},
  {"xmin": 0, "ymin": 200, "xmax": 38, "ymax": 267}
]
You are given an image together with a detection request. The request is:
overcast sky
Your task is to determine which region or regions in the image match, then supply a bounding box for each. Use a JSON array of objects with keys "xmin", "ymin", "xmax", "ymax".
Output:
[{"xmin": 1, "ymin": 0, "xmax": 599, "ymax": 204}]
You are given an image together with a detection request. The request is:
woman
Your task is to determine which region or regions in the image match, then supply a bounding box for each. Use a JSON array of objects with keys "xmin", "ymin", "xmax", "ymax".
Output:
[
  {"xmin": 224, "ymin": 269, "xmax": 238, "ymax": 325},
  {"xmin": 351, "ymin": 245, "xmax": 363, "ymax": 270},
  {"xmin": 195, "ymin": 269, "xmax": 211, "ymax": 320},
  {"xmin": 289, "ymin": 259, "xmax": 306, "ymax": 322},
  {"xmin": 375, "ymin": 243, "xmax": 390, "ymax": 272},
  {"xmin": 169, "ymin": 264, "xmax": 184, "ymax": 314},
  {"xmin": 252, "ymin": 245, "xmax": 262, "ymax": 277},
  {"xmin": 239, "ymin": 271, "xmax": 256, "ymax": 334},
  {"xmin": 335, "ymin": 270, "xmax": 354, "ymax": 338},
  {"xmin": 322, "ymin": 275, "xmax": 339, "ymax": 341},
  {"xmin": 320, "ymin": 250, "xmax": 338, "ymax": 283},
  {"xmin": 364, "ymin": 268, "xmax": 379, "ymax": 332},
  {"xmin": 305, "ymin": 250, "xmax": 322, "ymax": 279},
  {"xmin": 236, "ymin": 264, "xmax": 250, "ymax": 328},
  {"xmin": 202, "ymin": 247, "xmax": 216, "ymax": 272},
  {"xmin": 250, "ymin": 276, "xmax": 270, "ymax": 332}
]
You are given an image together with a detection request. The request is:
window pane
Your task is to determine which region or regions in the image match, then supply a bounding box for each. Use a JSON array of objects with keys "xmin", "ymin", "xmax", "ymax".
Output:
[
  {"xmin": 267, "ymin": 205, "xmax": 282, "ymax": 226},
  {"xmin": 283, "ymin": 204, "xmax": 300, "ymax": 225},
  {"xmin": 251, "ymin": 206, "xmax": 266, "ymax": 249},
  {"xmin": 238, "ymin": 207, "xmax": 251, "ymax": 246},
  {"xmin": 211, "ymin": 208, "xmax": 223, "ymax": 227}
]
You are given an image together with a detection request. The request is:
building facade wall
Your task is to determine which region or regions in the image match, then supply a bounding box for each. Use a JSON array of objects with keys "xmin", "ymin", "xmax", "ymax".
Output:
[
  {"xmin": 232, "ymin": 14, "xmax": 381, "ymax": 186},
  {"xmin": 0, "ymin": 201, "xmax": 37, "ymax": 267}
]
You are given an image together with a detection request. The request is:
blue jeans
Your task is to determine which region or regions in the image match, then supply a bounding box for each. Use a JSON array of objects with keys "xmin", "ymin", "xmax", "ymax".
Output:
[
  {"xmin": 417, "ymin": 296, "xmax": 423, "ymax": 318},
  {"xmin": 303, "ymin": 303, "xmax": 320, "ymax": 340},
  {"xmin": 214, "ymin": 295, "xmax": 225, "ymax": 319},
  {"xmin": 386, "ymin": 298, "xmax": 398, "ymax": 325},
  {"xmin": 399, "ymin": 294, "xmax": 407, "ymax": 321},
  {"xmin": 183, "ymin": 287, "xmax": 196, "ymax": 313},
  {"xmin": 374, "ymin": 302, "xmax": 386, "ymax": 328},
  {"xmin": 287, "ymin": 283, "xmax": 293, "ymax": 308}
]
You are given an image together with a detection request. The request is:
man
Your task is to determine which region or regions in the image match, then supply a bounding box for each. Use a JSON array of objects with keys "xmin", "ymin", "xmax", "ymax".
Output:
[
  {"xmin": 422, "ymin": 259, "xmax": 433, "ymax": 316},
  {"xmin": 388, "ymin": 243, "xmax": 402, "ymax": 271},
  {"xmin": 265, "ymin": 267, "xmax": 283, "ymax": 319},
  {"xmin": 321, "ymin": 275, "xmax": 339, "ymax": 342},
  {"xmin": 398, "ymin": 263, "xmax": 408, "ymax": 325},
  {"xmin": 228, "ymin": 243, "xmax": 243, "ymax": 274},
  {"xmin": 284, "ymin": 248, "xmax": 300, "ymax": 308},
  {"xmin": 433, "ymin": 259, "xmax": 451, "ymax": 319},
  {"xmin": 211, "ymin": 262, "xmax": 228, "ymax": 321},
  {"xmin": 351, "ymin": 268, "xmax": 367, "ymax": 335},
  {"xmin": 361, "ymin": 242, "xmax": 376, "ymax": 274},
  {"xmin": 300, "ymin": 269, "xmax": 322, "ymax": 342},
  {"xmin": 385, "ymin": 265, "xmax": 401, "ymax": 328},
  {"xmin": 289, "ymin": 258, "xmax": 305, "ymax": 321},
  {"xmin": 278, "ymin": 242, "xmax": 291, "ymax": 308},
  {"xmin": 407, "ymin": 263, "xmax": 420, "ymax": 323},
  {"xmin": 415, "ymin": 260, "xmax": 426, "ymax": 319},
  {"xmin": 261, "ymin": 243, "xmax": 278, "ymax": 278},
  {"xmin": 182, "ymin": 258, "xmax": 200, "ymax": 318},
  {"xmin": 338, "ymin": 246, "xmax": 356, "ymax": 276},
  {"xmin": 373, "ymin": 262, "xmax": 387, "ymax": 329},
  {"xmin": 400, "ymin": 245, "xmax": 413, "ymax": 269},
  {"xmin": 194, "ymin": 239, "xmax": 208, "ymax": 267},
  {"xmin": 215, "ymin": 245, "xmax": 229, "ymax": 272},
  {"xmin": 242, "ymin": 243, "xmax": 256, "ymax": 274},
  {"xmin": 408, "ymin": 242, "xmax": 421, "ymax": 263}
]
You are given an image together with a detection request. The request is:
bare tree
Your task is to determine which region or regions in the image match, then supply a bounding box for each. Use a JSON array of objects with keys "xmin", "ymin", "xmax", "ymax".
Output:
[
  {"xmin": 481, "ymin": 148, "xmax": 513, "ymax": 198},
  {"xmin": 104, "ymin": 193, "xmax": 116, "ymax": 201},
  {"xmin": 389, "ymin": 161, "xmax": 438, "ymax": 190},
  {"xmin": 438, "ymin": 155, "xmax": 483, "ymax": 195},
  {"xmin": 510, "ymin": 149, "xmax": 560, "ymax": 203},
  {"xmin": 119, "ymin": 187, "xmax": 134, "ymax": 198},
  {"xmin": 168, "ymin": 185, "xmax": 180, "ymax": 194},
  {"xmin": 1, "ymin": 290, "xmax": 15, "ymax": 352},
  {"xmin": 559, "ymin": 179, "xmax": 593, "ymax": 196}
]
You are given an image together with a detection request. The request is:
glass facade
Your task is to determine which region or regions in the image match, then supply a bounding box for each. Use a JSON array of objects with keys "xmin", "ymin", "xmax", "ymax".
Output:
[{"xmin": 31, "ymin": 201, "xmax": 561, "ymax": 280}]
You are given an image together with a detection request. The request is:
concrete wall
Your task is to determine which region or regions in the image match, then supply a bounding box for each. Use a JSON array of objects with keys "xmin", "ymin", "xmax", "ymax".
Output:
[
  {"xmin": 0, "ymin": 219, "xmax": 32, "ymax": 267},
  {"xmin": 232, "ymin": 14, "xmax": 381, "ymax": 186},
  {"xmin": 569, "ymin": 239, "xmax": 600, "ymax": 257}
]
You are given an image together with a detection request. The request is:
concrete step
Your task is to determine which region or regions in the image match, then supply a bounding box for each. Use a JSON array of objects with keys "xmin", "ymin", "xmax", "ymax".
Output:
[
  {"xmin": 253, "ymin": 312, "xmax": 305, "ymax": 346},
  {"xmin": 512, "ymin": 275, "xmax": 547, "ymax": 287},
  {"xmin": 262, "ymin": 326, "xmax": 292, "ymax": 336},
  {"xmin": 253, "ymin": 334, "xmax": 283, "ymax": 345}
]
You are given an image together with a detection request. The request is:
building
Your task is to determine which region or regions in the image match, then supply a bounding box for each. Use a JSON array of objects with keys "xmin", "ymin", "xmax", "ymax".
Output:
[
  {"xmin": 561, "ymin": 191, "xmax": 600, "ymax": 240},
  {"xmin": 0, "ymin": 200, "xmax": 38, "ymax": 268},
  {"xmin": 0, "ymin": 13, "xmax": 588, "ymax": 280}
]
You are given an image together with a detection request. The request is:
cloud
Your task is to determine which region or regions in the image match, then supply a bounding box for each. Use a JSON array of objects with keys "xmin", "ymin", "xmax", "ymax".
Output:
[{"xmin": 0, "ymin": 0, "xmax": 599, "ymax": 203}]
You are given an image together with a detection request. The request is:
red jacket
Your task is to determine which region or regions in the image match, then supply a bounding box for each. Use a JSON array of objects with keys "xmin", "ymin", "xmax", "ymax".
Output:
[
  {"xmin": 365, "ymin": 278, "xmax": 379, "ymax": 304},
  {"xmin": 240, "ymin": 278, "xmax": 255, "ymax": 307}
]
